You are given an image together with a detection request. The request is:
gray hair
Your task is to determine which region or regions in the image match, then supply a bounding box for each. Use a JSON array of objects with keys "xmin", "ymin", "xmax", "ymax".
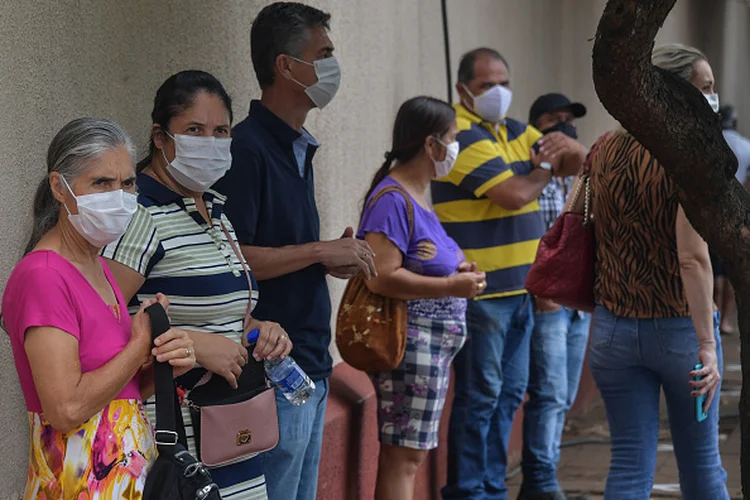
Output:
[
  {"xmin": 652, "ymin": 44, "xmax": 707, "ymax": 82},
  {"xmin": 24, "ymin": 117, "xmax": 135, "ymax": 254}
]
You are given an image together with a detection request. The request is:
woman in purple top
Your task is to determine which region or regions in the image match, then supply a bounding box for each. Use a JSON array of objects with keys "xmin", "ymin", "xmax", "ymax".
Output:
[{"xmin": 357, "ymin": 96, "xmax": 487, "ymax": 500}]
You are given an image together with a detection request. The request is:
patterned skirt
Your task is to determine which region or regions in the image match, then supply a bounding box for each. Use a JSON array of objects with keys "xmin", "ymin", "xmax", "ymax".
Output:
[
  {"xmin": 371, "ymin": 298, "xmax": 467, "ymax": 450},
  {"xmin": 24, "ymin": 399, "xmax": 156, "ymax": 499}
]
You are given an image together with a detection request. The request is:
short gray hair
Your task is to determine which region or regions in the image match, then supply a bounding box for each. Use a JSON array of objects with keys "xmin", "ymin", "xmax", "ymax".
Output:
[
  {"xmin": 25, "ymin": 117, "xmax": 135, "ymax": 254},
  {"xmin": 652, "ymin": 43, "xmax": 707, "ymax": 82}
]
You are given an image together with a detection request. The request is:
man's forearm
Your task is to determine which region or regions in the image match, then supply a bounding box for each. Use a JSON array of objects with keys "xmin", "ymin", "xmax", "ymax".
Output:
[
  {"xmin": 517, "ymin": 168, "xmax": 554, "ymax": 207},
  {"xmin": 487, "ymin": 168, "xmax": 553, "ymax": 210},
  {"xmin": 241, "ymin": 244, "xmax": 322, "ymax": 281}
]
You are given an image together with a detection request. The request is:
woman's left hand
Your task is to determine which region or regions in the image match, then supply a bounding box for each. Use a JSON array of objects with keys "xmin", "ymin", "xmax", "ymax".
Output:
[
  {"xmin": 690, "ymin": 343, "xmax": 721, "ymax": 412},
  {"xmin": 152, "ymin": 328, "xmax": 196, "ymax": 378},
  {"xmin": 245, "ymin": 319, "xmax": 293, "ymax": 361}
]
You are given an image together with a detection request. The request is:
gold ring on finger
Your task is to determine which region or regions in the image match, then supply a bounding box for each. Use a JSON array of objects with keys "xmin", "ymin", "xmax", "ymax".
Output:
[{"xmin": 185, "ymin": 347, "xmax": 193, "ymax": 357}]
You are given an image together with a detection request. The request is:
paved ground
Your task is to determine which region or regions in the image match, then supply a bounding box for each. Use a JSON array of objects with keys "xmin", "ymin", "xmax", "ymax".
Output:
[{"xmin": 507, "ymin": 333, "xmax": 743, "ymax": 499}]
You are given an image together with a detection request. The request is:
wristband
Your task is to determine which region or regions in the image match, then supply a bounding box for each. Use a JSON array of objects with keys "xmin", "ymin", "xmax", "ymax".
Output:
[{"xmin": 539, "ymin": 161, "xmax": 553, "ymax": 171}]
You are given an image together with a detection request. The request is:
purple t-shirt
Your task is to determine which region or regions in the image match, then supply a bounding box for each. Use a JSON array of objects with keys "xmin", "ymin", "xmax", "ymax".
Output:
[
  {"xmin": 358, "ymin": 177, "xmax": 467, "ymax": 320},
  {"xmin": 358, "ymin": 177, "xmax": 465, "ymax": 277}
]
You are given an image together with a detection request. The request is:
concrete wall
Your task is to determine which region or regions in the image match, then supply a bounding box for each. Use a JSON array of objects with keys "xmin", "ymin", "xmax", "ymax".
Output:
[{"xmin": 0, "ymin": 0, "xmax": 744, "ymax": 496}]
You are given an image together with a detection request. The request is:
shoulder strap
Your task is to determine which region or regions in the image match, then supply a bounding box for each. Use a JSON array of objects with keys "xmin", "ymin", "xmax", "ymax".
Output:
[
  {"xmin": 567, "ymin": 132, "xmax": 613, "ymax": 219},
  {"xmin": 367, "ymin": 185, "xmax": 415, "ymax": 242},
  {"xmin": 146, "ymin": 302, "xmax": 188, "ymax": 450},
  {"xmin": 220, "ymin": 222, "xmax": 254, "ymax": 332}
]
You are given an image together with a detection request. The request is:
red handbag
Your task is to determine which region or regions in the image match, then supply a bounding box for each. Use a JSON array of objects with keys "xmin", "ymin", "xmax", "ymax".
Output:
[{"xmin": 524, "ymin": 133, "xmax": 611, "ymax": 313}]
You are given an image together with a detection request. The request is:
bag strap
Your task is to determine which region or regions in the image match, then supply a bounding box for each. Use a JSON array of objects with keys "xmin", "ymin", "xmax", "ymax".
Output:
[
  {"xmin": 367, "ymin": 185, "xmax": 415, "ymax": 242},
  {"xmin": 568, "ymin": 131, "xmax": 612, "ymax": 219},
  {"xmin": 146, "ymin": 302, "xmax": 188, "ymax": 450},
  {"xmin": 186, "ymin": 221, "xmax": 256, "ymax": 392},
  {"xmin": 220, "ymin": 221, "xmax": 254, "ymax": 332}
]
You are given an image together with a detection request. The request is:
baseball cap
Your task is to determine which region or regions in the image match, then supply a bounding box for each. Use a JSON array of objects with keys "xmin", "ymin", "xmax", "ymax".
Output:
[{"xmin": 528, "ymin": 93, "xmax": 587, "ymax": 126}]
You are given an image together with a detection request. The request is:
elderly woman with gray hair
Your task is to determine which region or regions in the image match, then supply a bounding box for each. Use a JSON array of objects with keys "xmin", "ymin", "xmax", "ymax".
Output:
[
  {"xmin": 2, "ymin": 118, "xmax": 194, "ymax": 498},
  {"xmin": 584, "ymin": 44, "xmax": 729, "ymax": 499}
]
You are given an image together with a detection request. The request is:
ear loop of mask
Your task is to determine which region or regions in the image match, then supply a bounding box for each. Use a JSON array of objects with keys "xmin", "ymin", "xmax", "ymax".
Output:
[
  {"xmin": 160, "ymin": 129, "xmax": 175, "ymax": 168},
  {"xmin": 287, "ymin": 56, "xmax": 314, "ymax": 90},
  {"xmin": 428, "ymin": 136, "xmax": 448, "ymax": 163},
  {"xmin": 59, "ymin": 175, "xmax": 77, "ymax": 215}
]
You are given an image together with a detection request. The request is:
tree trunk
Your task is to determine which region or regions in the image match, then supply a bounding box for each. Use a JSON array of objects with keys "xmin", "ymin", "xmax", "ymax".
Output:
[{"xmin": 592, "ymin": 0, "xmax": 750, "ymax": 496}]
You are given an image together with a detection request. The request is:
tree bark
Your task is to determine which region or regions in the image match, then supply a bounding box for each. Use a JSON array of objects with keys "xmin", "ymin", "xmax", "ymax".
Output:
[{"xmin": 592, "ymin": 0, "xmax": 750, "ymax": 496}]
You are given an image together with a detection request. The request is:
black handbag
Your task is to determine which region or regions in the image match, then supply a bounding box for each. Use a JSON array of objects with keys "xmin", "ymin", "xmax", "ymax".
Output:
[{"xmin": 142, "ymin": 303, "xmax": 222, "ymax": 500}]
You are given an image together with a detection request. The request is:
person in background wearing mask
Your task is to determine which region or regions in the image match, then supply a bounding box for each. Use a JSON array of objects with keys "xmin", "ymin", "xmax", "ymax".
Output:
[
  {"xmin": 712, "ymin": 104, "xmax": 750, "ymax": 336},
  {"xmin": 518, "ymin": 93, "xmax": 591, "ymax": 500},
  {"xmin": 2, "ymin": 118, "xmax": 194, "ymax": 498},
  {"xmin": 214, "ymin": 3, "xmax": 376, "ymax": 499},
  {"xmin": 358, "ymin": 96, "xmax": 486, "ymax": 500},
  {"xmin": 103, "ymin": 71, "xmax": 291, "ymax": 499},
  {"xmin": 434, "ymin": 48, "xmax": 588, "ymax": 500}
]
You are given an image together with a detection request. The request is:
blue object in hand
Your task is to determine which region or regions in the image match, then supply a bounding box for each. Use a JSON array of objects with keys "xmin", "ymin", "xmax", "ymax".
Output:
[
  {"xmin": 694, "ymin": 363, "xmax": 708, "ymax": 423},
  {"xmin": 247, "ymin": 329, "xmax": 260, "ymax": 344}
]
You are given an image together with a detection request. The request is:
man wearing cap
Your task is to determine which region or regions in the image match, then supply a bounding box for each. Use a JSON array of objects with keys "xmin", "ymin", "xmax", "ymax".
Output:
[
  {"xmin": 518, "ymin": 93, "xmax": 591, "ymax": 500},
  {"xmin": 434, "ymin": 49, "xmax": 587, "ymax": 500}
]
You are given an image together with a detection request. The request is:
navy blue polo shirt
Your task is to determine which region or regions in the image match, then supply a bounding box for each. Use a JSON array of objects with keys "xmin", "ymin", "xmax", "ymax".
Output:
[{"xmin": 215, "ymin": 100, "xmax": 332, "ymax": 382}]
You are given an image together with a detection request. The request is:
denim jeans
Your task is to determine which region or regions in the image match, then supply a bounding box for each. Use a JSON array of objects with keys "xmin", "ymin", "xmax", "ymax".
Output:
[
  {"xmin": 520, "ymin": 308, "xmax": 591, "ymax": 494},
  {"xmin": 589, "ymin": 307, "xmax": 729, "ymax": 500},
  {"xmin": 443, "ymin": 294, "xmax": 534, "ymax": 500},
  {"xmin": 263, "ymin": 379, "xmax": 329, "ymax": 500}
]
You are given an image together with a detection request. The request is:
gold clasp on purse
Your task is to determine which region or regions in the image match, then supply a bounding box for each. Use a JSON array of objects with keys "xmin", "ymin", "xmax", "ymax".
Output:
[{"xmin": 236, "ymin": 429, "xmax": 252, "ymax": 446}]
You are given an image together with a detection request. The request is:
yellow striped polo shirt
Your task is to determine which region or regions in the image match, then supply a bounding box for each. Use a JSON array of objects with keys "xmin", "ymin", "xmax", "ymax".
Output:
[{"xmin": 431, "ymin": 104, "xmax": 545, "ymax": 299}]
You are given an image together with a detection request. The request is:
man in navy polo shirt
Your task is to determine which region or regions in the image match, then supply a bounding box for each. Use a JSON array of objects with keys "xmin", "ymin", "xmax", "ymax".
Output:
[{"xmin": 215, "ymin": 3, "xmax": 376, "ymax": 500}]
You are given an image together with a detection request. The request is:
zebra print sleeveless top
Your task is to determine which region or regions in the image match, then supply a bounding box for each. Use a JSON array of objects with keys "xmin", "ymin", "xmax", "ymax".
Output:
[{"xmin": 590, "ymin": 131, "xmax": 690, "ymax": 318}]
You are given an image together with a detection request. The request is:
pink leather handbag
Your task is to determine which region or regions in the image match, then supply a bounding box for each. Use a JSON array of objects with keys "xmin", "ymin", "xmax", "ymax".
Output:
[
  {"xmin": 185, "ymin": 223, "xmax": 280, "ymax": 467},
  {"xmin": 189, "ymin": 382, "xmax": 279, "ymax": 467}
]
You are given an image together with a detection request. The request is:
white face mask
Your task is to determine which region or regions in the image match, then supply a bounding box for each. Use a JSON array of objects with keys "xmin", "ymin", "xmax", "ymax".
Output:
[
  {"xmin": 289, "ymin": 56, "xmax": 342, "ymax": 109},
  {"xmin": 463, "ymin": 83, "xmax": 513, "ymax": 123},
  {"xmin": 705, "ymin": 93, "xmax": 720, "ymax": 113},
  {"xmin": 61, "ymin": 176, "xmax": 137, "ymax": 248},
  {"xmin": 432, "ymin": 139, "xmax": 460, "ymax": 179},
  {"xmin": 163, "ymin": 133, "xmax": 232, "ymax": 193}
]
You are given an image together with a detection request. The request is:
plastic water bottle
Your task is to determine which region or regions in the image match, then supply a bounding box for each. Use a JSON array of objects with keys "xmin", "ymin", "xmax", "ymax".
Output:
[{"xmin": 247, "ymin": 329, "xmax": 316, "ymax": 406}]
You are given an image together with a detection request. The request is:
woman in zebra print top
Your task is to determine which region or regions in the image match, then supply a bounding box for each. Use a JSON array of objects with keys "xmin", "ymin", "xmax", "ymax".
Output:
[{"xmin": 584, "ymin": 44, "xmax": 729, "ymax": 499}]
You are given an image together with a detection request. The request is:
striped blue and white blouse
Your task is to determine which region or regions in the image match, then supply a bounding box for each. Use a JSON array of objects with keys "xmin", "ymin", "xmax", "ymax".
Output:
[{"xmin": 101, "ymin": 172, "xmax": 266, "ymax": 499}]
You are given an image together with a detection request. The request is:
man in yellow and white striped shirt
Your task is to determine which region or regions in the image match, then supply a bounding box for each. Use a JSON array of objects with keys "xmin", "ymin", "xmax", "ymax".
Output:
[{"xmin": 435, "ymin": 47, "xmax": 587, "ymax": 500}]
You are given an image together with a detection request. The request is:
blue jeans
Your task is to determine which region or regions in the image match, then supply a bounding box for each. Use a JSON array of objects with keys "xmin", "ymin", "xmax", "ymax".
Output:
[
  {"xmin": 443, "ymin": 294, "xmax": 534, "ymax": 500},
  {"xmin": 521, "ymin": 308, "xmax": 591, "ymax": 494},
  {"xmin": 589, "ymin": 307, "xmax": 729, "ymax": 500},
  {"xmin": 263, "ymin": 379, "xmax": 329, "ymax": 500}
]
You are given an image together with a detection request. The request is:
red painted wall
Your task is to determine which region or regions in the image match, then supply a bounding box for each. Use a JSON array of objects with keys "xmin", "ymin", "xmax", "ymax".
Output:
[{"xmin": 317, "ymin": 358, "xmax": 600, "ymax": 500}]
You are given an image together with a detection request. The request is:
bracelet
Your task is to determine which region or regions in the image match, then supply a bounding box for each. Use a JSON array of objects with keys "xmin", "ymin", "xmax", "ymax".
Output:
[{"xmin": 698, "ymin": 339, "xmax": 716, "ymax": 346}]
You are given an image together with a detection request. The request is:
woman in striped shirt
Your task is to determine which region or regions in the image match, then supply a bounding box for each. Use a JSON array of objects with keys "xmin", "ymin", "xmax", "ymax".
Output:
[{"xmin": 103, "ymin": 71, "xmax": 291, "ymax": 500}]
